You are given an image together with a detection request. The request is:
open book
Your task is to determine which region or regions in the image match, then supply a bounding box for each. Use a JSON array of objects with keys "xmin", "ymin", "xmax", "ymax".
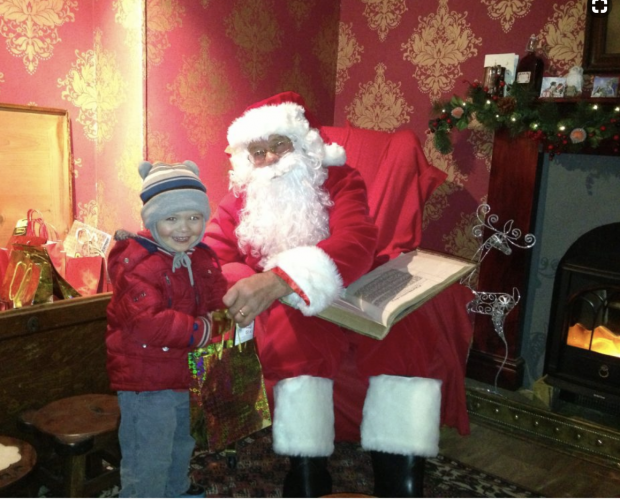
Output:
[{"xmin": 284, "ymin": 249, "xmax": 476, "ymax": 340}]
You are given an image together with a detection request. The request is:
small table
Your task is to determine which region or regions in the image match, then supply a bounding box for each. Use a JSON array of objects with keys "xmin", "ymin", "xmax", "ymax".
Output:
[{"xmin": 0, "ymin": 436, "xmax": 37, "ymax": 490}]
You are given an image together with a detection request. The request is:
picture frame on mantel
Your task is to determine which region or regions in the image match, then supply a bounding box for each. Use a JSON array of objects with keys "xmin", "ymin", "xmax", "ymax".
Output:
[
  {"xmin": 591, "ymin": 75, "xmax": 619, "ymax": 97},
  {"xmin": 583, "ymin": 5, "xmax": 620, "ymax": 74}
]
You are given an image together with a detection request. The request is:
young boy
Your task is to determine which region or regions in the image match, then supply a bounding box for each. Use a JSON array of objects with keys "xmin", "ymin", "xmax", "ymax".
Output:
[{"xmin": 106, "ymin": 160, "xmax": 227, "ymax": 498}]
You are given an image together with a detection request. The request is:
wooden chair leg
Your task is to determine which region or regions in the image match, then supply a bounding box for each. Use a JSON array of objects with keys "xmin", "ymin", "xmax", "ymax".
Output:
[{"xmin": 62, "ymin": 454, "xmax": 87, "ymax": 498}]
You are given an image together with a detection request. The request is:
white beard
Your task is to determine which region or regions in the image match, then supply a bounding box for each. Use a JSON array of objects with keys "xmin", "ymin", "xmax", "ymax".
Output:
[{"xmin": 230, "ymin": 150, "xmax": 332, "ymax": 268}]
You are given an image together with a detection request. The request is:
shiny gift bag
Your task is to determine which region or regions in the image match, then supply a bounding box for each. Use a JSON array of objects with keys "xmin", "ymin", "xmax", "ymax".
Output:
[
  {"xmin": 0, "ymin": 245, "xmax": 54, "ymax": 308},
  {"xmin": 0, "ymin": 243, "xmax": 80, "ymax": 309},
  {"xmin": 188, "ymin": 311, "xmax": 272, "ymax": 452}
]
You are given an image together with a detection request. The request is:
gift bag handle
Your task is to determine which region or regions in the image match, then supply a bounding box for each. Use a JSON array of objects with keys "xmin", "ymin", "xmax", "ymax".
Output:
[{"xmin": 26, "ymin": 209, "xmax": 59, "ymax": 241}]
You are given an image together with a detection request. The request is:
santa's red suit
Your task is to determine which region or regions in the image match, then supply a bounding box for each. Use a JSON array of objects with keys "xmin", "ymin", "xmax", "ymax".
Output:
[{"xmin": 205, "ymin": 92, "xmax": 466, "ymax": 497}]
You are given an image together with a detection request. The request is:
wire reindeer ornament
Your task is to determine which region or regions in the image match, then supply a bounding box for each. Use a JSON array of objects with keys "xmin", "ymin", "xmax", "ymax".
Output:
[{"xmin": 460, "ymin": 204, "xmax": 536, "ymax": 392}]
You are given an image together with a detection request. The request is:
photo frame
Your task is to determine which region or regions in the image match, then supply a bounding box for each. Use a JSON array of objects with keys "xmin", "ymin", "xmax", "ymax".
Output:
[
  {"xmin": 591, "ymin": 75, "xmax": 619, "ymax": 97},
  {"xmin": 540, "ymin": 77, "xmax": 567, "ymax": 98},
  {"xmin": 583, "ymin": 8, "xmax": 620, "ymax": 74}
]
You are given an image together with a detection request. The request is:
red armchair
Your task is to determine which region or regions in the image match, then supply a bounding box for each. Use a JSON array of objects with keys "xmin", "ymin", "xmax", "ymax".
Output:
[{"xmin": 320, "ymin": 124, "xmax": 474, "ymax": 440}]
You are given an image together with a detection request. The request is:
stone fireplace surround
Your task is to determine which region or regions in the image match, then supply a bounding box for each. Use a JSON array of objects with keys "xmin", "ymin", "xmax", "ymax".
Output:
[
  {"xmin": 465, "ymin": 128, "xmax": 620, "ymax": 469},
  {"xmin": 522, "ymin": 151, "xmax": 620, "ymax": 390}
]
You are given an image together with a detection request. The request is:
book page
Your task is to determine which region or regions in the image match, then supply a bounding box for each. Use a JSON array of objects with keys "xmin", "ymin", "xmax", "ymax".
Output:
[
  {"xmin": 281, "ymin": 248, "xmax": 475, "ymax": 340},
  {"xmin": 342, "ymin": 250, "xmax": 475, "ymax": 326}
]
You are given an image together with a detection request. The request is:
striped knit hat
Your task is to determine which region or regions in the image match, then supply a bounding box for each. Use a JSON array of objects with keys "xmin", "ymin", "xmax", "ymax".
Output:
[{"xmin": 139, "ymin": 160, "xmax": 210, "ymax": 241}]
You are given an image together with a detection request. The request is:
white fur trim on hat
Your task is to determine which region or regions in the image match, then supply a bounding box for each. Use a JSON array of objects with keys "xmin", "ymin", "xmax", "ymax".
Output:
[
  {"xmin": 272, "ymin": 376, "xmax": 335, "ymax": 456},
  {"xmin": 227, "ymin": 103, "xmax": 346, "ymax": 167},
  {"xmin": 361, "ymin": 375, "xmax": 442, "ymax": 456},
  {"xmin": 228, "ymin": 102, "xmax": 308, "ymax": 150},
  {"xmin": 263, "ymin": 246, "xmax": 343, "ymax": 316},
  {"xmin": 322, "ymin": 141, "xmax": 347, "ymax": 167}
]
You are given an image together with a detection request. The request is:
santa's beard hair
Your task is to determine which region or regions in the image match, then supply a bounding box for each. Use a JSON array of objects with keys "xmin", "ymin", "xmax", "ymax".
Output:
[{"xmin": 230, "ymin": 150, "xmax": 332, "ymax": 267}]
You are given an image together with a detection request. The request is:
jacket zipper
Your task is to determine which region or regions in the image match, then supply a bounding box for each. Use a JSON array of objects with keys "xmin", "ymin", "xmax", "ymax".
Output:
[{"xmin": 164, "ymin": 273, "xmax": 172, "ymax": 308}]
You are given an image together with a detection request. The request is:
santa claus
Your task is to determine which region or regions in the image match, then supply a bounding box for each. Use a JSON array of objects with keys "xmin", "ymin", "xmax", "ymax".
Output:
[{"xmin": 205, "ymin": 92, "xmax": 441, "ymax": 498}]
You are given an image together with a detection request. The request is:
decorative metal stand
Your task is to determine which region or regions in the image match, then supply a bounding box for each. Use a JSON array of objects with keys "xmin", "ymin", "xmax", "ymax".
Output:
[{"xmin": 461, "ymin": 204, "xmax": 536, "ymax": 392}]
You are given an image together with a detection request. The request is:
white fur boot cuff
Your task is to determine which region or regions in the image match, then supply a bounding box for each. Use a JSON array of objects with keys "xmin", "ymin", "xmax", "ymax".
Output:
[
  {"xmin": 361, "ymin": 375, "xmax": 442, "ymax": 457},
  {"xmin": 272, "ymin": 375, "xmax": 335, "ymax": 457}
]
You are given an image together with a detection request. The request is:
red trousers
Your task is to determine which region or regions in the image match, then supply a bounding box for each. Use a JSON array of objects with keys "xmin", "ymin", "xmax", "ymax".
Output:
[{"xmin": 255, "ymin": 283, "xmax": 473, "ymax": 440}]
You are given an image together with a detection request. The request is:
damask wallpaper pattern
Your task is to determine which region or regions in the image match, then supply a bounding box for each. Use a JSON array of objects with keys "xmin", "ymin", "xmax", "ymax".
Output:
[
  {"xmin": 336, "ymin": 0, "xmax": 586, "ymax": 256},
  {"xmin": 0, "ymin": 0, "xmax": 585, "ymax": 254}
]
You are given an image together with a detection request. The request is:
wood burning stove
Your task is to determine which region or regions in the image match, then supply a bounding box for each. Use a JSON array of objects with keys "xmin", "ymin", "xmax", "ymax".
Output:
[{"xmin": 545, "ymin": 223, "xmax": 620, "ymax": 404}]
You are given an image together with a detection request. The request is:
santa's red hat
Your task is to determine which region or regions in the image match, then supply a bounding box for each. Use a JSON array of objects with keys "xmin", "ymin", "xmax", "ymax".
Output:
[{"xmin": 227, "ymin": 91, "xmax": 346, "ymax": 167}]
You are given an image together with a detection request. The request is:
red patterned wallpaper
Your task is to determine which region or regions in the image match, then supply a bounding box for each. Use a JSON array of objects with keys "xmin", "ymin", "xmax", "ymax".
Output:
[
  {"xmin": 0, "ymin": 0, "xmax": 585, "ymax": 257},
  {"xmin": 335, "ymin": 0, "xmax": 585, "ymax": 256}
]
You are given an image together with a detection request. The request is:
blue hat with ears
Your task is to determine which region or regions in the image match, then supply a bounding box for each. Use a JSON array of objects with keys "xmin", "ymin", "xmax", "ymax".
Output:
[{"xmin": 139, "ymin": 160, "xmax": 210, "ymax": 249}]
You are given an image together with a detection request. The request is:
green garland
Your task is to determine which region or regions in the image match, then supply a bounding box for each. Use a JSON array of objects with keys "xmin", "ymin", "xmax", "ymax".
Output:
[{"xmin": 429, "ymin": 82, "xmax": 620, "ymax": 157}]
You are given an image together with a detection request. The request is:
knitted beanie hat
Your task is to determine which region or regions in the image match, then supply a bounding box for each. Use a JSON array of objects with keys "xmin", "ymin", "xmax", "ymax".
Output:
[
  {"xmin": 226, "ymin": 91, "xmax": 346, "ymax": 167},
  {"xmin": 139, "ymin": 160, "xmax": 210, "ymax": 250}
]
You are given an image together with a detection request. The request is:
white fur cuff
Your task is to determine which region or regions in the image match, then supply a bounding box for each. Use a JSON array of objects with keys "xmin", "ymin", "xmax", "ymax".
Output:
[
  {"xmin": 272, "ymin": 376, "xmax": 335, "ymax": 456},
  {"xmin": 361, "ymin": 375, "xmax": 442, "ymax": 457},
  {"xmin": 264, "ymin": 246, "xmax": 343, "ymax": 316}
]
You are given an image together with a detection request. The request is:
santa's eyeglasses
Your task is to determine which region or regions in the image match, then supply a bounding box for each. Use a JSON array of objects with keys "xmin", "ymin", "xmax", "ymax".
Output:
[{"xmin": 247, "ymin": 136, "xmax": 294, "ymax": 166}]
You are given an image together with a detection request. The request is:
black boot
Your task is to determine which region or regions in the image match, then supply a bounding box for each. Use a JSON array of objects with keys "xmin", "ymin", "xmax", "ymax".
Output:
[
  {"xmin": 370, "ymin": 451, "xmax": 426, "ymax": 498},
  {"xmin": 282, "ymin": 456, "xmax": 332, "ymax": 498}
]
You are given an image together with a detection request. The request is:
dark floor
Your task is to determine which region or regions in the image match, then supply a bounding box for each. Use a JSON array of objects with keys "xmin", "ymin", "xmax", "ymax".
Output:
[
  {"xmin": 439, "ymin": 380, "xmax": 620, "ymax": 498},
  {"xmin": 440, "ymin": 422, "xmax": 620, "ymax": 498}
]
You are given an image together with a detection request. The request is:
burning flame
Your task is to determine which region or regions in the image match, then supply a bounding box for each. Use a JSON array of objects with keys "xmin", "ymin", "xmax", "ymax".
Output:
[{"xmin": 567, "ymin": 323, "xmax": 620, "ymax": 358}]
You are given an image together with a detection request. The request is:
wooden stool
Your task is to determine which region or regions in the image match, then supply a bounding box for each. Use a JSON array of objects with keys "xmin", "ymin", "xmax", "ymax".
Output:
[{"xmin": 20, "ymin": 394, "xmax": 120, "ymax": 498}]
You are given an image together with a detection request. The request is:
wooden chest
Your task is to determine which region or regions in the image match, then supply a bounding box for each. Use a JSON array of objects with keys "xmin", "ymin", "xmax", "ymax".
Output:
[{"xmin": 0, "ymin": 293, "xmax": 112, "ymax": 436}]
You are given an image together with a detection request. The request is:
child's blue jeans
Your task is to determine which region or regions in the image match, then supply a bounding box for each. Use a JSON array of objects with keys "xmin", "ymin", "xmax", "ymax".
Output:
[{"xmin": 117, "ymin": 389, "xmax": 196, "ymax": 498}]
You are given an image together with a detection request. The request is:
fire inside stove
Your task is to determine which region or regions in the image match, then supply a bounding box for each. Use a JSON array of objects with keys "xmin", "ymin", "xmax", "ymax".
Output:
[
  {"xmin": 544, "ymin": 223, "xmax": 620, "ymax": 403},
  {"xmin": 565, "ymin": 289, "xmax": 620, "ymax": 358}
]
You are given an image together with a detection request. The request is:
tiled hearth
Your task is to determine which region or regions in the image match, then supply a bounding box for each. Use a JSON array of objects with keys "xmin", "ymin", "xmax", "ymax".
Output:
[{"xmin": 465, "ymin": 378, "xmax": 620, "ymax": 470}]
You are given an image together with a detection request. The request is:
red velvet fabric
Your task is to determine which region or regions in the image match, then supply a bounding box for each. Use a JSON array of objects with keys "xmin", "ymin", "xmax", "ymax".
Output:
[
  {"xmin": 331, "ymin": 283, "xmax": 474, "ymax": 441},
  {"xmin": 320, "ymin": 124, "xmax": 473, "ymax": 439},
  {"xmin": 320, "ymin": 124, "xmax": 447, "ymax": 267}
]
